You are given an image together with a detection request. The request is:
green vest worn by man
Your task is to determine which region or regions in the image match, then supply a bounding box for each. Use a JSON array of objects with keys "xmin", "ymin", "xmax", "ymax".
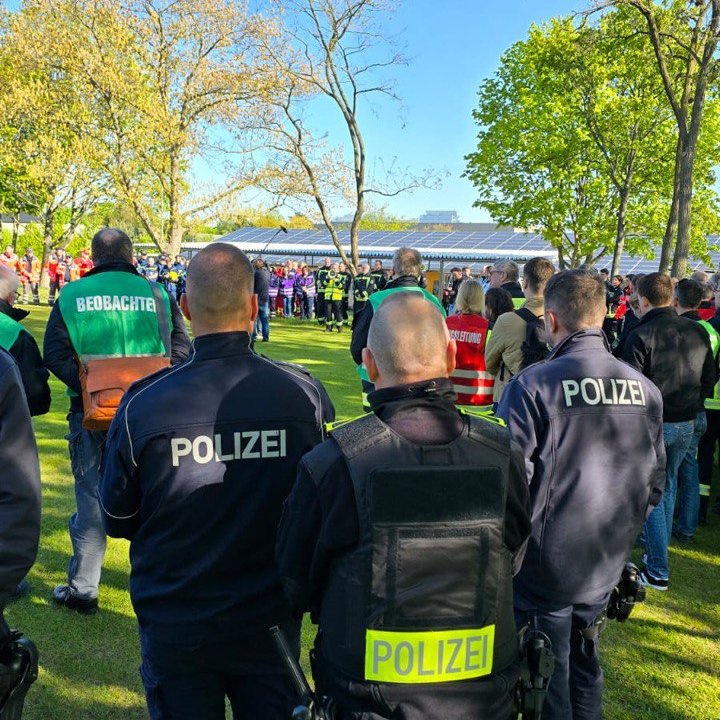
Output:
[
  {"xmin": 58, "ymin": 271, "xmax": 172, "ymax": 428},
  {"xmin": 0, "ymin": 312, "xmax": 25, "ymax": 353},
  {"xmin": 356, "ymin": 286, "xmax": 446, "ymax": 383}
]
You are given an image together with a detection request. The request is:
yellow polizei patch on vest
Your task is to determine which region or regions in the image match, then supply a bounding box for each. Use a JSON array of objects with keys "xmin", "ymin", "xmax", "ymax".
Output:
[{"xmin": 365, "ymin": 626, "xmax": 495, "ymax": 684}]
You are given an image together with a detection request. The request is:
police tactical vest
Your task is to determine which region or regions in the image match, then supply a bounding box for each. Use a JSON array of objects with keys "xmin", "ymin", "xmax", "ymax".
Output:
[
  {"xmin": 356, "ymin": 287, "xmax": 446, "ymax": 382},
  {"xmin": 58, "ymin": 271, "xmax": 170, "ymax": 363},
  {"xmin": 0, "ymin": 312, "xmax": 24, "ymax": 352},
  {"xmin": 315, "ymin": 413, "xmax": 517, "ymax": 686}
]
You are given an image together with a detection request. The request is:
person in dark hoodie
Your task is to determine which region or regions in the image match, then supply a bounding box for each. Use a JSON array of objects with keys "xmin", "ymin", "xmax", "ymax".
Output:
[
  {"xmin": 621, "ymin": 272, "xmax": 715, "ymax": 592},
  {"xmin": 0, "ymin": 266, "xmax": 50, "ymax": 417}
]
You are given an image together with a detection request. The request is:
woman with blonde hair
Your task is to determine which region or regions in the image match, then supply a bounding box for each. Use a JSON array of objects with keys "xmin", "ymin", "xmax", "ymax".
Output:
[{"xmin": 445, "ymin": 280, "xmax": 493, "ymax": 408}]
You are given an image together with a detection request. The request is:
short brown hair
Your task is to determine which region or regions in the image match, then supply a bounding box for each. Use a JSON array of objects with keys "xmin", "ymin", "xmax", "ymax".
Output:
[
  {"xmin": 544, "ymin": 270, "xmax": 606, "ymax": 332},
  {"xmin": 523, "ymin": 257, "xmax": 556, "ymax": 293},
  {"xmin": 674, "ymin": 278, "xmax": 703, "ymax": 310},
  {"xmin": 637, "ymin": 273, "xmax": 673, "ymax": 307}
]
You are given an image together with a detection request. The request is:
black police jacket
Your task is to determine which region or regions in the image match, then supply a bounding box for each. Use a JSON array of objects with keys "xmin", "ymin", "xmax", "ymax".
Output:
[
  {"xmin": 620, "ymin": 306, "xmax": 715, "ymax": 422},
  {"xmin": 499, "ymin": 329, "xmax": 666, "ymax": 606},
  {"xmin": 350, "ymin": 276, "xmax": 421, "ymax": 366},
  {"xmin": 99, "ymin": 332, "xmax": 334, "ymax": 641},
  {"xmin": 0, "ymin": 350, "xmax": 41, "ymax": 610},
  {"xmin": 43, "ymin": 261, "xmax": 191, "ymax": 413},
  {"xmin": 277, "ymin": 378, "xmax": 530, "ymax": 619},
  {"xmin": 0, "ymin": 300, "xmax": 50, "ymax": 416}
]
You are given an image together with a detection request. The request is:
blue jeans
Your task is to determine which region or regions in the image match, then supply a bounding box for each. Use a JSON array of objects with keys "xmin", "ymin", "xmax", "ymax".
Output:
[
  {"xmin": 254, "ymin": 303, "xmax": 269, "ymax": 341},
  {"xmin": 66, "ymin": 412, "xmax": 107, "ymax": 599},
  {"xmin": 644, "ymin": 420, "xmax": 694, "ymax": 580},
  {"xmin": 676, "ymin": 411, "xmax": 706, "ymax": 538},
  {"xmin": 515, "ymin": 592, "xmax": 609, "ymax": 720},
  {"xmin": 302, "ymin": 296, "xmax": 315, "ymax": 320},
  {"xmin": 282, "ymin": 296, "xmax": 292, "ymax": 317}
]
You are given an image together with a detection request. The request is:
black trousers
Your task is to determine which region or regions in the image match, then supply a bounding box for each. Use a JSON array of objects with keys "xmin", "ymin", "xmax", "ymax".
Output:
[
  {"xmin": 341, "ymin": 298, "xmax": 349, "ymax": 321},
  {"xmin": 139, "ymin": 624, "xmax": 300, "ymax": 720},
  {"xmin": 352, "ymin": 302, "xmax": 367, "ymax": 329},
  {"xmin": 514, "ymin": 592, "xmax": 608, "ymax": 720},
  {"xmin": 698, "ymin": 408, "xmax": 720, "ymax": 520},
  {"xmin": 326, "ymin": 300, "xmax": 343, "ymax": 328},
  {"xmin": 316, "ymin": 295, "xmax": 326, "ymax": 324},
  {"xmin": 317, "ymin": 664, "xmax": 518, "ymax": 720}
]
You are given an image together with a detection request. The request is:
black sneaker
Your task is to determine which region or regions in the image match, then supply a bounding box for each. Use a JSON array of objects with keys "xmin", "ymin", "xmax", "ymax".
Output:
[
  {"xmin": 638, "ymin": 569, "xmax": 668, "ymax": 592},
  {"xmin": 8, "ymin": 579, "xmax": 31, "ymax": 603},
  {"xmin": 671, "ymin": 529, "xmax": 693, "ymax": 544},
  {"xmin": 52, "ymin": 585, "xmax": 99, "ymax": 615}
]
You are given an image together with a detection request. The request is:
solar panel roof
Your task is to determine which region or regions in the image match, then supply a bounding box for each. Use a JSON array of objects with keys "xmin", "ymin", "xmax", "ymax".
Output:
[{"xmin": 187, "ymin": 227, "xmax": 720, "ymax": 275}]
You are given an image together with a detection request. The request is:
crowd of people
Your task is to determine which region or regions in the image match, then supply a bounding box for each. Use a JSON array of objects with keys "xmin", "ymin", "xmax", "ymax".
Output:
[{"xmin": 0, "ymin": 231, "xmax": 716, "ymax": 720}]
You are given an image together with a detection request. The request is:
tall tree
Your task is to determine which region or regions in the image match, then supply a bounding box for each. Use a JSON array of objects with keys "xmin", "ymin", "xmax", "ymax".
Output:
[
  {"xmin": 12, "ymin": 0, "xmax": 279, "ymax": 257},
  {"xmin": 254, "ymin": 0, "xmax": 437, "ymax": 273},
  {"xmin": 466, "ymin": 20, "xmax": 665, "ymax": 267},
  {"xmin": 0, "ymin": 21, "xmax": 104, "ymax": 283},
  {"xmin": 594, "ymin": 0, "xmax": 720, "ymax": 276}
]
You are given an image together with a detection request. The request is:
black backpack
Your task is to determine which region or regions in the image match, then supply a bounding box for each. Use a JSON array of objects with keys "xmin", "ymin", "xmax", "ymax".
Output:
[{"xmin": 516, "ymin": 307, "xmax": 549, "ymax": 370}]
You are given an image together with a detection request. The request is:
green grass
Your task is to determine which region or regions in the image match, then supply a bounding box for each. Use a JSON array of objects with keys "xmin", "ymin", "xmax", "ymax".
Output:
[{"xmin": 6, "ymin": 306, "xmax": 720, "ymax": 719}]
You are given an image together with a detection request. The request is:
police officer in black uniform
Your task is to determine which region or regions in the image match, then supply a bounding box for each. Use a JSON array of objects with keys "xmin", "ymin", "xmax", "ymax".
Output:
[
  {"xmin": 498, "ymin": 271, "xmax": 666, "ymax": 720},
  {"xmin": 99, "ymin": 244, "xmax": 335, "ymax": 720},
  {"xmin": 338, "ymin": 262, "xmax": 352, "ymax": 322},
  {"xmin": 351, "ymin": 263, "xmax": 375, "ymax": 329},
  {"xmin": 316, "ymin": 258, "xmax": 332, "ymax": 327},
  {"xmin": 0, "ymin": 348, "xmax": 41, "ymax": 717},
  {"xmin": 370, "ymin": 260, "xmax": 387, "ymax": 291},
  {"xmin": 277, "ymin": 292, "xmax": 531, "ymax": 720}
]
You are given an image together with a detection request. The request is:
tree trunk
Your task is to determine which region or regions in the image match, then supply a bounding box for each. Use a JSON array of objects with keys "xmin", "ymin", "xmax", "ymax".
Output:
[
  {"xmin": 672, "ymin": 94, "xmax": 706, "ymax": 277},
  {"xmin": 11, "ymin": 215, "xmax": 20, "ymax": 251},
  {"xmin": 39, "ymin": 208, "xmax": 55, "ymax": 288},
  {"xmin": 611, "ymin": 189, "xmax": 629, "ymax": 277},
  {"xmin": 166, "ymin": 221, "xmax": 184, "ymax": 259},
  {"xmin": 659, "ymin": 136, "xmax": 682, "ymax": 275}
]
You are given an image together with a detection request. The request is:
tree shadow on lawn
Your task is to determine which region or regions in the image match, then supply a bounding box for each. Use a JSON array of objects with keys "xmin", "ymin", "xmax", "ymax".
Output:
[{"xmin": 6, "ymin": 572, "xmax": 147, "ymax": 720}]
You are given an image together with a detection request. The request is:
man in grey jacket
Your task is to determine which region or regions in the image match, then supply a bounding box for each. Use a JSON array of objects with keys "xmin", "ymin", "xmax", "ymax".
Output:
[{"xmin": 498, "ymin": 270, "xmax": 665, "ymax": 720}]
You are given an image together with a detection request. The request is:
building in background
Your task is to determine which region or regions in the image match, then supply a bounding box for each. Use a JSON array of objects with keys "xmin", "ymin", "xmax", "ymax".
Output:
[{"xmin": 418, "ymin": 210, "xmax": 460, "ymax": 224}]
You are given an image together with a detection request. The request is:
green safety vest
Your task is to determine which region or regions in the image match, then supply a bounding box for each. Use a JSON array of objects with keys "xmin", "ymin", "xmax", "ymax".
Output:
[
  {"xmin": 58, "ymin": 271, "xmax": 170, "ymax": 366},
  {"xmin": 511, "ymin": 297, "xmax": 525, "ymax": 309},
  {"xmin": 698, "ymin": 319, "xmax": 720, "ymax": 410},
  {"xmin": 356, "ymin": 286, "xmax": 446, "ymax": 382},
  {"xmin": 0, "ymin": 312, "xmax": 25, "ymax": 352}
]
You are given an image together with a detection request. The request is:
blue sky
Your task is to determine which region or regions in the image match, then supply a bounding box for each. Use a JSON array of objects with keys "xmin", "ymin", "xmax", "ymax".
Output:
[{"xmin": 351, "ymin": 0, "xmax": 583, "ymax": 222}]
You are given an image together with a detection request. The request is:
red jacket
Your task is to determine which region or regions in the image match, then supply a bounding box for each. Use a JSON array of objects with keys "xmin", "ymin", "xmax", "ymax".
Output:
[{"xmin": 446, "ymin": 313, "xmax": 494, "ymax": 407}]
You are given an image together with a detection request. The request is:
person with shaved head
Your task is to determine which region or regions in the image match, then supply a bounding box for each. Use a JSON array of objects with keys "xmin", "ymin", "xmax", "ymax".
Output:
[
  {"xmin": 278, "ymin": 291, "xmax": 531, "ymax": 720},
  {"xmin": 99, "ymin": 242, "xmax": 334, "ymax": 720}
]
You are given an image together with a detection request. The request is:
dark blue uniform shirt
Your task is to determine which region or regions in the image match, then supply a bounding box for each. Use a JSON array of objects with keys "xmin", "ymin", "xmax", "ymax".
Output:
[{"xmin": 99, "ymin": 331, "xmax": 334, "ymax": 641}]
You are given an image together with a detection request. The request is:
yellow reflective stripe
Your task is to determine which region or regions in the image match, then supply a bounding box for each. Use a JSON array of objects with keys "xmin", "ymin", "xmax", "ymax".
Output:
[
  {"xmin": 325, "ymin": 413, "xmax": 366, "ymax": 434},
  {"xmin": 460, "ymin": 407, "xmax": 506, "ymax": 427},
  {"xmin": 365, "ymin": 626, "xmax": 495, "ymax": 684}
]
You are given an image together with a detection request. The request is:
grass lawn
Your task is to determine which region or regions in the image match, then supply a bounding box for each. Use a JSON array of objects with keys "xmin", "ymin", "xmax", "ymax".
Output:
[{"xmin": 6, "ymin": 306, "xmax": 720, "ymax": 719}]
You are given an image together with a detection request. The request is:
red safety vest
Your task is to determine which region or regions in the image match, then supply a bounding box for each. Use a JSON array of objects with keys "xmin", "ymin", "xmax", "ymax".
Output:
[{"xmin": 446, "ymin": 313, "xmax": 494, "ymax": 407}]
